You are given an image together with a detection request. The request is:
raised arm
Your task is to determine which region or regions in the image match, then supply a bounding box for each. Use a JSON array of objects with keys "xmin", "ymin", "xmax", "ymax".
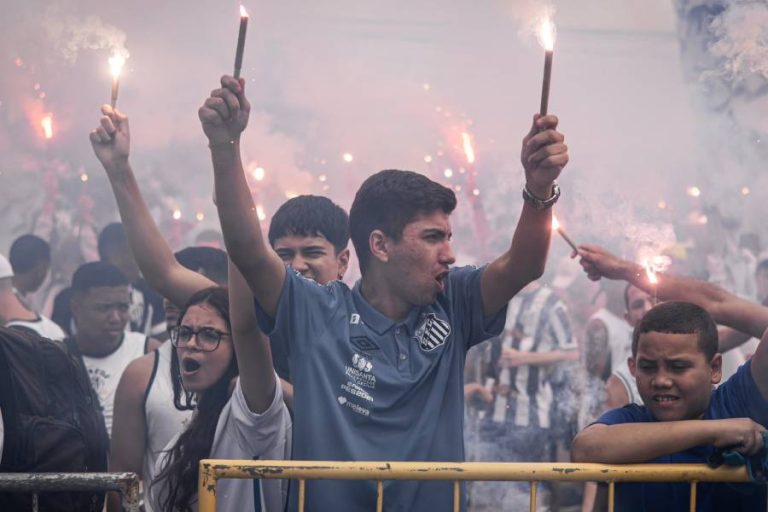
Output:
[
  {"xmin": 199, "ymin": 76, "xmax": 285, "ymax": 318},
  {"xmin": 89, "ymin": 106, "xmax": 215, "ymax": 306},
  {"xmin": 481, "ymin": 115, "xmax": 568, "ymax": 317},
  {"xmin": 572, "ymin": 418, "xmax": 766, "ymax": 464},
  {"xmin": 578, "ymin": 244, "xmax": 768, "ymax": 339},
  {"xmin": 227, "ymin": 259, "xmax": 277, "ymax": 413}
]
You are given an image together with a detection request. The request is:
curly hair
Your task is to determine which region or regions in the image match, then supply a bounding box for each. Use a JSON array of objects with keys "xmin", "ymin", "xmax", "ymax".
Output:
[{"xmin": 153, "ymin": 287, "xmax": 239, "ymax": 512}]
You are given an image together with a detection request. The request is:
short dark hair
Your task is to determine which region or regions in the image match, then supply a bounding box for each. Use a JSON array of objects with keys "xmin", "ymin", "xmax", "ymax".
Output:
[
  {"xmin": 97, "ymin": 222, "xmax": 127, "ymax": 261},
  {"xmin": 632, "ymin": 301, "xmax": 718, "ymax": 360},
  {"xmin": 174, "ymin": 247, "xmax": 228, "ymax": 286},
  {"xmin": 9, "ymin": 234, "xmax": 50, "ymax": 274},
  {"xmin": 268, "ymin": 195, "xmax": 349, "ymax": 253},
  {"xmin": 349, "ymin": 169, "xmax": 456, "ymax": 270},
  {"xmin": 71, "ymin": 261, "xmax": 129, "ymax": 292}
]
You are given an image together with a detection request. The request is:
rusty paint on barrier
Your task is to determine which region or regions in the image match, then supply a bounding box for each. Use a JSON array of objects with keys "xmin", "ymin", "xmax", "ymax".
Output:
[
  {"xmin": 0, "ymin": 472, "xmax": 140, "ymax": 512},
  {"xmin": 198, "ymin": 460, "xmax": 754, "ymax": 512}
]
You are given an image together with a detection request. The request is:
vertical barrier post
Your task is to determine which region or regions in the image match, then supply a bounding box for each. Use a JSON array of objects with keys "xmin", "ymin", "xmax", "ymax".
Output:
[
  {"xmin": 689, "ymin": 481, "xmax": 697, "ymax": 512},
  {"xmin": 198, "ymin": 462, "xmax": 217, "ymax": 512},
  {"xmin": 376, "ymin": 480, "xmax": 383, "ymax": 512},
  {"xmin": 453, "ymin": 481, "xmax": 460, "ymax": 512},
  {"xmin": 607, "ymin": 481, "xmax": 615, "ymax": 512},
  {"xmin": 529, "ymin": 481, "xmax": 538, "ymax": 512},
  {"xmin": 298, "ymin": 479, "xmax": 306, "ymax": 512}
]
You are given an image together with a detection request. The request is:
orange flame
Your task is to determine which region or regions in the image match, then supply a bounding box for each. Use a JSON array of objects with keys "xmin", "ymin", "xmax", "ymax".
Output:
[
  {"xmin": 41, "ymin": 115, "xmax": 53, "ymax": 140},
  {"xmin": 461, "ymin": 132, "xmax": 475, "ymax": 164},
  {"xmin": 240, "ymin": 4, "xmax": 249, "ymax": 18},
  {"xmin": 537, "ymin": 18, "xmax": 556, "ymax": 51},
  {"xmin": 551, "ymin": 214, "xmax": 560, "ymax": 231},
  {"xmin": 109, "ymin": 52, "xmax": 126, "ymax": 79}
]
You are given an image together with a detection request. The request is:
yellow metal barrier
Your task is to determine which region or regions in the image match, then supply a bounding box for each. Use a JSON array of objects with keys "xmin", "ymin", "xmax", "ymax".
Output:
[{"xmin": 198, "ymin": 460, "xmax": 753, "ymax": 512}]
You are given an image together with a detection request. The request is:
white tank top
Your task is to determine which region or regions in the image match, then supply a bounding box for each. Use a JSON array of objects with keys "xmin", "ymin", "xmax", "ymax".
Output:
[
  {"xmin": 7, "ymin": 315, "xmax": 66, "ymax": 341},
  {"xmin": 589, "ymin": 308, "xmax": 634, "ymax": 373},
  {"xmin": 80, "ymin": 331, "xmax": 148, "ymax": 438},
  {"xmin": 142, "ymin": 342, "xmax": 192, "ymax": 511}
]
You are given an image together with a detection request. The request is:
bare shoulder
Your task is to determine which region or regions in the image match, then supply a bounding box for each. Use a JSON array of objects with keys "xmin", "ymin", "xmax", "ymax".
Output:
[
  {"xmin": 117, "ymin": 350, "xmax": 157, "ymax": 399},
  {"xmin": 146, "ymin": 337, "xmax": 163, "ymax": 352}
]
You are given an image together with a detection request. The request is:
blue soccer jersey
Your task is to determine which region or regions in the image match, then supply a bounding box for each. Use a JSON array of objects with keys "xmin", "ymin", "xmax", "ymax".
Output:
[{"xmin": 255, "ymin": 265, "xmax": 507, "ymax": 511}]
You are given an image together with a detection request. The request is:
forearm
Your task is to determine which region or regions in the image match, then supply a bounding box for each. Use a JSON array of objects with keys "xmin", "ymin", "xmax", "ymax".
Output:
[
  {"xmin": 572, "ymin": 421, "xmax": 716, "ymax": 463},
  {"xmin": 618, "ymin": 262, "xmax": 768, "ymax": 338},
  {"xmin": 228, "ymin": 259, "xmax": 276, "ymax": 414},
  {"xmin": 507, "ymin": 202, "xmax": 552, "ymax": 283},
  {"xmin": 104, "ymin": 161, "xmax": 212, "ymax": 305},
  {"xmin": 211, "ymin": 142, "xmax": 266, "ymax": 268},
  {"xmin": 481, "ymin": 203, "xmax": 551, "ymax": 316},
  {"xmin": 718, "ymin": 326, "xmax": 752, "ymax": 353},
  {"xmin": 212, "ymin": 142, "xmax": 285, "ymax": 314}
]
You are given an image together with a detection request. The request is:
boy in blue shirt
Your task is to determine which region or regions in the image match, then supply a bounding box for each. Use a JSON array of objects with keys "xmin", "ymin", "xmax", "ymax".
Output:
[{"xmin": 572, "ymin": 301, "xmax": 768, "ymax": 511}]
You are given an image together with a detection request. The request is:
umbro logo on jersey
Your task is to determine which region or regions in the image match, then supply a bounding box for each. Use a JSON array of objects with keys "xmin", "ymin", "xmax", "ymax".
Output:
[
  {"xmin": 415, "ymin": 313, "xmax": 451, "ymax": 351},
  {"xmin": 351, "ymin": 336, "xmax": 379, "ymax": 352}
]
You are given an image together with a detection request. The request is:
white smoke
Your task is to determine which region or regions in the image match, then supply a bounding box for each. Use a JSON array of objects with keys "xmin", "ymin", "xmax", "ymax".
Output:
[
  {"xmin": 706, "ymin": 3, "xmax": 768, "ymax": 87},
  {"xmin": 497, "ymin": 0, "xmax": 557, "ymax": 44},
  {"xmin": 42, "ymin": 5, "xmax": 129, "ymax": 64}
]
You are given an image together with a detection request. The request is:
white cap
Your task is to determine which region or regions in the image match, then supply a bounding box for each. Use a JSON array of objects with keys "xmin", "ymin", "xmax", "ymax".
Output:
[{"xmin": 0, "ymin": 254, "xmax": 13, "ymax": 279}]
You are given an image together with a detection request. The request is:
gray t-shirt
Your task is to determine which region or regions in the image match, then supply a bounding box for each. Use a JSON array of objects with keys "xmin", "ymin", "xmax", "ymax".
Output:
[
  {"xmin": 256, "ymin": 265, "xmax": 506, "ymax": 511},
  {"xmin": 150, "ymin": 376, "xmax": 291, "ymax": 512}
]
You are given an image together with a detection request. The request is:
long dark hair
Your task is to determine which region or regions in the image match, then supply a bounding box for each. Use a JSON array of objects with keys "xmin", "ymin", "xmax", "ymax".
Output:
[{"xmin": 154, "ymin": 287, "xmax": 238, "ymax": 512}]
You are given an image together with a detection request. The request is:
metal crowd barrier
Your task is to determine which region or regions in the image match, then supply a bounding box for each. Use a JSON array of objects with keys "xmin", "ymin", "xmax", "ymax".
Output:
[
  {"xmin": 198, "ymin": 460, "xmax": 754, "ymax": 512},
  {"xmin": 0, "ymin": 472, "xmax": 140, "ymax": 512}
]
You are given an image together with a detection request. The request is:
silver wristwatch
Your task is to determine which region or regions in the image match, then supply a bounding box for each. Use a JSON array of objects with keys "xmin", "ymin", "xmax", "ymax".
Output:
[{"xmin": 522, "ymin": 183, "xmax": 560, "ymax": 210}]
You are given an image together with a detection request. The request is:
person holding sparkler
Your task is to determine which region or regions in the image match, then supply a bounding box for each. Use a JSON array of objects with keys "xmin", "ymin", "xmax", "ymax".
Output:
[{"xmin": 201, "ymin": 72, "xmax": 569, "ymax": 511}]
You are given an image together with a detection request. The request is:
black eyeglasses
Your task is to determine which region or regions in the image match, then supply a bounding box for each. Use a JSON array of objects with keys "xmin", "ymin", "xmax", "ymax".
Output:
[{"xmin": 170, "ymin": 326, "xmax": 230, "ymax": 352}]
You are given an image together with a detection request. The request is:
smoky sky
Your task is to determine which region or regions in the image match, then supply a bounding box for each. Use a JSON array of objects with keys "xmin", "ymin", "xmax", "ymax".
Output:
[{"xmin": 3, "ymin": 1, "xmax": 764, "ymax": 272}]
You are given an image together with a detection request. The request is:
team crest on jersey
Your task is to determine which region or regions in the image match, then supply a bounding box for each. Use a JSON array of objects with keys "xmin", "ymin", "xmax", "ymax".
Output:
[{"xmin": 415, "ymin": 313, "xmax": 451, "ymax": 351}]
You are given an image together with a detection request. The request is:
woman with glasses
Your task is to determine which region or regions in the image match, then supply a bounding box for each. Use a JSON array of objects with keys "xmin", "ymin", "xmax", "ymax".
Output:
[
  {"xmin": 90, "ymin": 106, "xmax": 291, "ymax": 512},
  {"xmin": 150, "ymin": 272, "xmax": 291, "ymax": 512}
]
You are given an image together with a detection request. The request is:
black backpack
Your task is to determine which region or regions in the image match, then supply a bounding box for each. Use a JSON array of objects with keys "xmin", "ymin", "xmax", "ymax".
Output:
[{"xmin": 0, "ymin": 326, "xmax": 109, "ymax": 511}]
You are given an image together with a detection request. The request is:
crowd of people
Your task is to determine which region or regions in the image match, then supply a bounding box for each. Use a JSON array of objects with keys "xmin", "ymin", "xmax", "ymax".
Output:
[{"xmin": 0, "ymin": 74, "xmax": 765, "ymax": 512}]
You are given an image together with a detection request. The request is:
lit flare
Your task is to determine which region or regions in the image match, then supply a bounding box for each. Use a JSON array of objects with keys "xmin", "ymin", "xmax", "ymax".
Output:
[
  {"xmin": 537, "ymin": 18, "xmax": 556, "ymax": 52},
  {"xmin": 41, "ymin": 115, "xmax": 53, "ymax": 140},
  {"xmin": 461, "ymin": 132, "xmax": 475, "ymax": 165}
]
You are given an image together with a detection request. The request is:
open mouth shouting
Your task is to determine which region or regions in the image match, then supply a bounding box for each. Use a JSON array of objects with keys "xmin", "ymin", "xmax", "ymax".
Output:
[
  {"xmin": 181, "ymin": 357, "xmax": 202, "ymax": 377},
  {"xmin": 435, "ymin": 271, "xmax": 449, "ymax": 292}
]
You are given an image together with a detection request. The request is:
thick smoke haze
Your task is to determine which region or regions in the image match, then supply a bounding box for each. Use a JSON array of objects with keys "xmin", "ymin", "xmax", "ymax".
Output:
[{"xmin": 1, "ymin": 0, "xmax": 765, "ymax": 273}]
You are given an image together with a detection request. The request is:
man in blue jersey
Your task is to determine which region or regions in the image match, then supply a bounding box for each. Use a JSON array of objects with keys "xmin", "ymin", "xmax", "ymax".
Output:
[{"xmin": 201, "ymin": 75, "xmax": 569, "ymax": 511}]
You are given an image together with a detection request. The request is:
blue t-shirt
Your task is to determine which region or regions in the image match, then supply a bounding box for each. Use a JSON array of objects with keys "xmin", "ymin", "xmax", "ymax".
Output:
[
  {"xmin": 595, "ymin": 361, "xmax": 768, "ymax": 512},
  {"xmin": 255, "ymin": 265, "xmax": 507, "ymax": 512}
]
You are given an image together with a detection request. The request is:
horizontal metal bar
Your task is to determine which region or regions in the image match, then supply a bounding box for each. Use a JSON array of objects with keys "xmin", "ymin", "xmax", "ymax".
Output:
[
  {"xmin": 0, "ymin": 472, "xmax": 139, "ymax": 492},
  {"xmin": 0, "ymin": 473, "xmax": 140, "ymax": 512},
  {"xmin": 200, "ymin": 460, "xmax": 751, "ymax": 483}
]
